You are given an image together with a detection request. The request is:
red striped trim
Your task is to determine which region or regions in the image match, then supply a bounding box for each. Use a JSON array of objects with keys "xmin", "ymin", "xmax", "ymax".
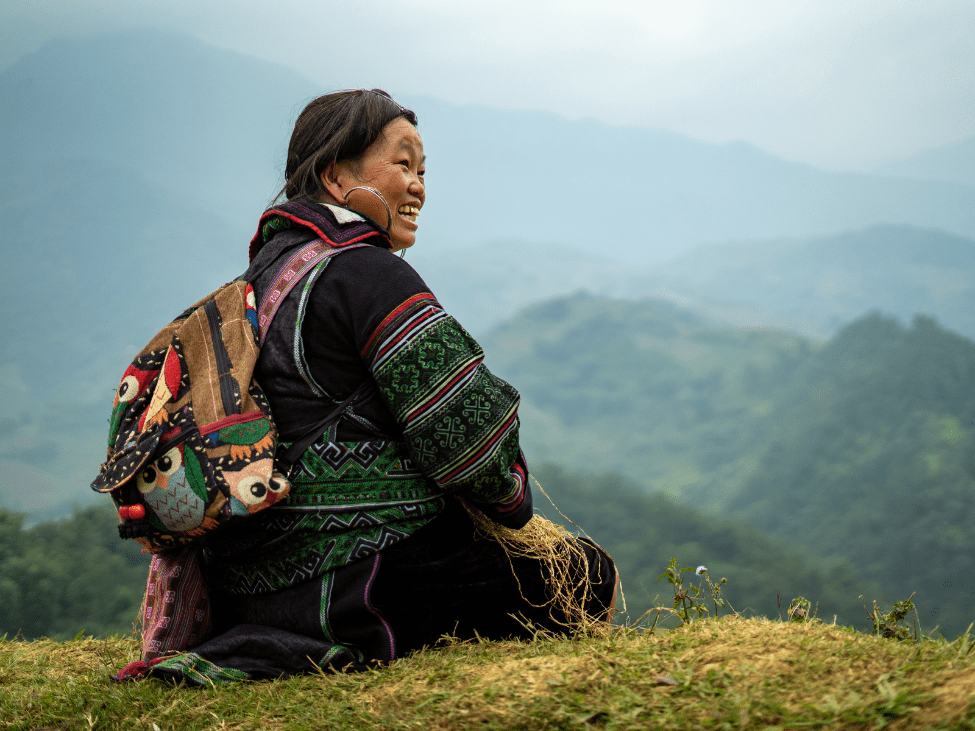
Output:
[
  {"xmin": 403, "ymin": 359, "xmax": 481, "ymax": 424},
  {"xmin": 438, "ymin": 410, "xmax": 519, "ymax": 484},
  {"xmin": 369, "ymin": 306, "xmax": 443, "ymax": 365},
  {"xmin": 263, "ymin": 211, "xmax": 382, "ymax": 250},
  {"xmin": 362, "ymin": 293, "xmax": 439, "ymax": 358},
  {"xmin": 495, "ymin": 462, "xmax": 528, "ymax": 513}
]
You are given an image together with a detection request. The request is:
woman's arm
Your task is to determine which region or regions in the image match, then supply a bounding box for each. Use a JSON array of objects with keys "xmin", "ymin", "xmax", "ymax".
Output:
[
  {"xmin": 303, "ymin": 245, "xmax": 533, "ymax": 527},
  {"xmin": 361, "ymin": 289, "xmax": 533, "ymax": 528}
]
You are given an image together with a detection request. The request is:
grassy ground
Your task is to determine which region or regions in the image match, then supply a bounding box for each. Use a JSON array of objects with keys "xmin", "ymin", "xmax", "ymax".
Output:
[{"xmin": 3, "ymin": 616, "xmax": 975, "ymax": 730}]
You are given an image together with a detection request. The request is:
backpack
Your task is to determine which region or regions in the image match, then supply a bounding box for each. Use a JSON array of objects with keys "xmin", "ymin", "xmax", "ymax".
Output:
[{"xmin": 91, "ymin": 235, "xmax": 372, "ymax": 553}]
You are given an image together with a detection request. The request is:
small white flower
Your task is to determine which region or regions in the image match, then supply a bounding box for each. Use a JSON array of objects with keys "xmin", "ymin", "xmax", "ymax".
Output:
[{"xmin": 695, "ymin": 565, "xmax": 708, "ymax": 575}]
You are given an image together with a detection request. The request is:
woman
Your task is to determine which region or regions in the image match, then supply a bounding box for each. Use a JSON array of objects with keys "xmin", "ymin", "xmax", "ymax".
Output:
[{"xmin": 128, "ymin": 89, "xmax": 617, "ymax": 684}]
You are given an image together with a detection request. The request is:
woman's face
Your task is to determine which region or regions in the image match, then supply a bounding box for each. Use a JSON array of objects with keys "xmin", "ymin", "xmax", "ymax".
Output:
[{"xmin": 324, "ymin": 117, "xmax": 426, "ymax": 251}]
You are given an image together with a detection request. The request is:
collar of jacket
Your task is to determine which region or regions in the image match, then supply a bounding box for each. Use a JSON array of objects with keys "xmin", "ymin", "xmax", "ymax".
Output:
[{"xmin": 248, "ymin": 198, "xmax": 391, "ymax": 262}]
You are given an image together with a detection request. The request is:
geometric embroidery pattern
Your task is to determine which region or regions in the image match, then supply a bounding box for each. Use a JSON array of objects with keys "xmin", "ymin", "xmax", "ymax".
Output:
[
  {"xmin": 204, "ymin": 440, "xmax": 444, "ymax": 595},
  {"xmin": 363, "ymin": 296, "xmax": 524, "ymax": 504}
]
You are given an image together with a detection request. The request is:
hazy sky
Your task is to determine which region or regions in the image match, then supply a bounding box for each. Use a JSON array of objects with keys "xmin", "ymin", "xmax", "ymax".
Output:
[{"xmin": 4, "ymin": 0, "xmax": 973, "ymax": 171}]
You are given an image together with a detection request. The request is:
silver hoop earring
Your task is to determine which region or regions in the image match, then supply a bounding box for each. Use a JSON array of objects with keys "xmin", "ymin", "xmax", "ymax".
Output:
[
  {"xmin": 343, "ymin": 186, "xmax": 393, "ymax": 233},
  {"xmin": 398, "ymin": 248, "xmax": 406, "ymax": 259}
]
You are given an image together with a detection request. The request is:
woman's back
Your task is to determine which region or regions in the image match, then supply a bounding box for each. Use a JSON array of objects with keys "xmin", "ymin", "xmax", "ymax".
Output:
[{"xmin": 113, "ymin": 90, "xmax": 617, "ymax": 685}]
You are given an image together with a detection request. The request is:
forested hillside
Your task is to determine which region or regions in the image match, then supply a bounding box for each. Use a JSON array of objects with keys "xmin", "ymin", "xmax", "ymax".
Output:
[
  {"xmin": 483, "ymin": 293, "xmax": 812, "ymax": 498},
  {"xmin": 5, "ymin": 291, "xmax": 973, "ymax": 640},
  {"xmin": 0, "ymin": 507, "xmax": 146, "ymax": 639},
  {"xmin": 485, "ymin": 298, "xmax": 975, "ymax": 638},
  {"xmin": 531, "ymin": 464, "xmax": 876, "ymax": 628},
  {"xmin": 725, "ymin": 313, "xmax": 975, "ymax": 636}
]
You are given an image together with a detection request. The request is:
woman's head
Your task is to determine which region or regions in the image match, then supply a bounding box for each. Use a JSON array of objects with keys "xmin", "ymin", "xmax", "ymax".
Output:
[{"xmin": 283, "ymin": 89, "xmax": 424, "ymax": 250}]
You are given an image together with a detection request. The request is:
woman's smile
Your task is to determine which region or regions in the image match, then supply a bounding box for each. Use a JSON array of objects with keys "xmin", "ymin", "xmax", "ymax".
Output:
[{"xmin": 324, "ymin": 117, "xmax": 426, "ymax": 250}]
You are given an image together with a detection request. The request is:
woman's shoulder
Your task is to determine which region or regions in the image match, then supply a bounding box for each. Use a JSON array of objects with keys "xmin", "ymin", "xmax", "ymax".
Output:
[{"xmin": 328, "ymin": 244, "xmax": 432, "ymax": 296}]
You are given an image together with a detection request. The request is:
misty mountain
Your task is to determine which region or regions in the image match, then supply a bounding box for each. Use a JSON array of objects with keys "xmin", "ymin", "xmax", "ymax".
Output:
[
  {"xmin": 1, "ymin": 29, "xmax": 318, "ymax": 215},
  {"xmin": 418, "ymin": 224, "xmax": 975, "ymax": 341},
  {"xmin": 650, "ymin": 224, "xmax": 975, "ymax": 341},
  {"xmin": 407, "ymin": 100, "xmax": 975, "ymax": 264},
  {"xmin": 2, "ymin": 28, "xmax": 973, "ymax": 517},
  {"xmin": 875, "ymin": 136, "xmax": 975, "ymax": 187},
  {"xmin": 4, "ymin": 28, "xmax": 974, "ymax": 270}
]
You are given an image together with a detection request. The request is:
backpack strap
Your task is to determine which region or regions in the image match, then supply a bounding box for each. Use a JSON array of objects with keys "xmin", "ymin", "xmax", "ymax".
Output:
[
  {"xmin": 276, "ymin": 379, "xmax": 374, "ymax": 475},
  {"xmin": 255, "ymin": 238, "xmax": 380, "ymax": 472},
  {"xmin": 255, "ymin": 239, "xmax": 373, "ymax": 346}
]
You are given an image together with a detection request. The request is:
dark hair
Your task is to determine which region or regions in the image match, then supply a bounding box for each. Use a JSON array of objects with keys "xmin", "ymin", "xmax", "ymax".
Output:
[{"xmin": 281, "ymin": 89, "xmax": 418, "ymax": 201}]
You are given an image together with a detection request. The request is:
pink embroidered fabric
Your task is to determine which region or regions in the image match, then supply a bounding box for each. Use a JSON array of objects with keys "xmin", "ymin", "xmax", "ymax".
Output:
[{"xmin": 141, "ymin": 547, "xmax": 213, "ymax": 661}]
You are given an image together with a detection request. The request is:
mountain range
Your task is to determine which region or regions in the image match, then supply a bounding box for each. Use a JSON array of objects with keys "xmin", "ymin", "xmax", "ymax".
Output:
[{"xmin": 1, "ymin": 28, "xmax": 973, "ymax": 520}]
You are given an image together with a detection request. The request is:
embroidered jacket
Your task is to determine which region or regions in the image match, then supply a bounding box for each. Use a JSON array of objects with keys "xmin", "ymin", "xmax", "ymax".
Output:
[{"xmin": 203, "ymin": 200, "xmax": 532, "ymax": 594}]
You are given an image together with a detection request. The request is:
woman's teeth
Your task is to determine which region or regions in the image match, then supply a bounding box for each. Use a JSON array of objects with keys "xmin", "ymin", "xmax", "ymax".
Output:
[{"xmin": 398, "ymin": 205, "xmax": 419, "ymax": 221}]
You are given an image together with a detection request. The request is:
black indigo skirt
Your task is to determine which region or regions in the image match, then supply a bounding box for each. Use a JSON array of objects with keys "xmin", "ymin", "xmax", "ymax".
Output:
[{"xmin": 157, "ymin": 498, "xmax": 616, "ymax": 683}]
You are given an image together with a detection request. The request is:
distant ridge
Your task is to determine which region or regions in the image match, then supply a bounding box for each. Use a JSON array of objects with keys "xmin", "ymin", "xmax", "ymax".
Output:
[
  {"xmin": 875, "ymin": 136, "xmax": 975, "ymax": 187},
  {"xmin": 401, "ymin": 93, "xmax": 975, "ymax": 263},
  {"xmin": 417, "ymin": 224, "xmax": 975, "ymax": 341},
  {"xmin": 651, "ymin": 224, "xmax": 975, "ymax": 340},
  {"xmin": 3, "ymin": 28, "xmax": 973, "ymax": 265}
]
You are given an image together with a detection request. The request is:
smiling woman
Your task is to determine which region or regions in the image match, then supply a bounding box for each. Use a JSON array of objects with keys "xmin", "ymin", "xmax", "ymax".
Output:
[{"xmin": 115, "ymin": 89, "xmax": 617, "ymax": 685}]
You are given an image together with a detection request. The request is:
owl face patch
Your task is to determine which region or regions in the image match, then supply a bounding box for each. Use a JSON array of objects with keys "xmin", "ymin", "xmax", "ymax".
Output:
[
  {"xmin": 136, "ymin": 443, "xmax": 208, "ymax": 532},
  {"xmin": 225, "ymin": 457, "xmax": 289, "ymax": 515}
]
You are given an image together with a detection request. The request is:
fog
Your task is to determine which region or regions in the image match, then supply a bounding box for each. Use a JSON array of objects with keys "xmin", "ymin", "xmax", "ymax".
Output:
[{"xmin": 4, "ymin": 0, "xmax": 973, "ymax": 170}]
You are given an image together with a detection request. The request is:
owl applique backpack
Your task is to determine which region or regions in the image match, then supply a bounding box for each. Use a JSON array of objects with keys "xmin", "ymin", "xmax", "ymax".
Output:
[{"xmin": 91, "ymin": 227, "xmax": 375, "ymax": 553}]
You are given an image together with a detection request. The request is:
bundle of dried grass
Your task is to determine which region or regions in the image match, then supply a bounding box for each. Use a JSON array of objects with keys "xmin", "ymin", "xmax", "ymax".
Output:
[{"xmin": 458, "ymin": 477, "xmax": 620, "ymax": 635}]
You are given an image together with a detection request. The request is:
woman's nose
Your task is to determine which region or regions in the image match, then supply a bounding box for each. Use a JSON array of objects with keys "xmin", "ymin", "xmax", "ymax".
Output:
[{"xmin": 409, "ymin": 175, "xmax": 424, "ymax": 198}]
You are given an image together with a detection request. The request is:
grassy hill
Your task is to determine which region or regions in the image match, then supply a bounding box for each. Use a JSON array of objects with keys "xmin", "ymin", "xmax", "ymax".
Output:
[{"xmin": 4, "ymin": 618, "xmax": 975, "ymax": 730}]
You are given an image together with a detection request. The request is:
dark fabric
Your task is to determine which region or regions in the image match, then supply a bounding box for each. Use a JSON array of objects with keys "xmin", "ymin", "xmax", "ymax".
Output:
[
  {"xmin": 247, "ymin": 228, "xmax": 401, "ymax": 442},
  {"xmin": 184, "ymin": 497, "xmax": 615, "ymax": 682},
  {"xmin": 167, "ymin": 625, "xmax": 369, "ymax": 679},
  {"xmin": 246, "ymin": 206, "xmax": 431, "ymax": 442},
  {"xmin": 248, "ymin": 197, "xmax": 391, "ymax": 261},
  {"xmin": 146, "ymin": 625, "xmax": 372, "ymax": 684},
  {"xmin": 371, "ymin": 498, "xmax": 617, "ymax": 652}
]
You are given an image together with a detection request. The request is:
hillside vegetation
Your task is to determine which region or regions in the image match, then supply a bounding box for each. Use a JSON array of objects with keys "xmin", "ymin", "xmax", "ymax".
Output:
[
  {"xmin": 5, "ymin": 301, "xmax": 974, "ymax": 640},
  {"xmin": 726, "ymin": 313, "xmax": 975, "ymax": 636},
  {"xmin": 4, "ymin": 618, "xmax": 975, "ymax": 730},
  {"xmin": 485, "ymin": 300, "xmax": 975, "ymax": 638},
  {"xmin": 0, "ymin": 463, "xmax": 881, "ymax": 641}
]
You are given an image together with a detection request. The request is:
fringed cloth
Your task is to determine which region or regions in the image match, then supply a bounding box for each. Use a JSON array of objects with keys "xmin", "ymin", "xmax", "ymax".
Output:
[{"xmin": 116, "ymin": 498, "xmax": 616, "ymax": 685}]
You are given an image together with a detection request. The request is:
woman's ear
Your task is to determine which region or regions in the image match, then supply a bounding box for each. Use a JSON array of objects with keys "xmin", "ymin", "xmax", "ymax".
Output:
[{"xmin": 320, "ymin": 161, "xmax": 349, "ymax": 203}]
